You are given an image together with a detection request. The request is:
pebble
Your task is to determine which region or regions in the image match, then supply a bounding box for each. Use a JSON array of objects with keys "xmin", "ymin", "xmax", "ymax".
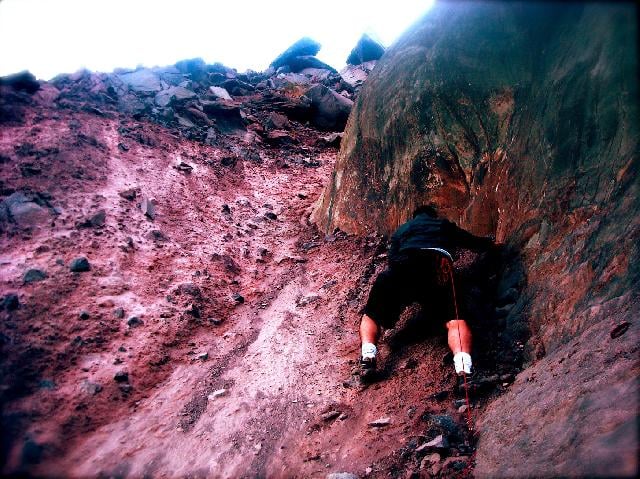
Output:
[
  {"xmin": 80, "ymin": 380, "xmax": 103, "ymax": 395},
  {"xmin": 114, "ymin": 371, "xmax": 129, "ymax": 383},
  {"xmin": 442, "ymin": 456, "xmax": 467, "ymax": 472},
  {"xmin": 119, "ymin": 383, "xmax": 133, "ymax": 394},
  {"xmin": 141, "ymin": 196, "xmax": 156, "ymax": 219},
  {"xmin": 209, "ymin": 317, "xmax": 223, "ymax": 325},
  {"xmin": 1, "ymin": 293, "xmax": 20, "ymax": 311},
  {"xmin": 297, "ymin": 293, "xmax": 320, "ymax": 307},
  {"xmin": 327, "ymin": 473, "xmax": 357, "ymax": 479},
  {"xmin": 79, "ymin": 310, "xmax": 90, "ymax": 320},
  {"xmin": 174, "ymin": 161, "xmax": 193, "ymax": 172},
  {"xmin": 420, "ymin": 453, "xmax": 441, "ymax": 470},
  {"xmin": 114, "ymin": 307, "xmax": 125, "ymax": 318},
  {"xmin": 207, "ymin": 389, "xmax": 227, "ymax": 400},
  {"xmin": 127, "ymin": 316, "xmax": 143, "ymax": 327},
  {"xmin": 69, "ymin": 257, "xmax": 91, "ymax": 272},
  {"xmin": 198, "ymin": 352, "xmax": 208, "ymax": 361},
  {"xmin": 417, "ymin": 434, "xmax": 449, "ymax": 451},
  {"xmin": 232, "ymin": 293, "xmax": 244, "ymax": 304},
  {"xmin": 368, "ymin": 417, "xmax": 391, "ymax": 427},
  {"xmin": 118, "ymin": 188, "xmax": 137, "ymax": 201},
  {"xmin": 264, "ymin": 211, "xmax": 278, "ymax": 220},
  {"xmin": 23, "ymin": 268, "xmax": 48, "ymax": 284},
  {"xmin": 458, "ymin": 404, "xmax": 468, "ymax": 413},
  {"xmin": 321, "ymin": 410, "xmax": 341, "ymax": 422}
]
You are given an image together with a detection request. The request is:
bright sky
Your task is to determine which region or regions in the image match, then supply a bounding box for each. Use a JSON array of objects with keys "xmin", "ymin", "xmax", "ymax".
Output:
[{"xmin": 0, "ymin": 0, "xmax": 435, "ymax": 80}]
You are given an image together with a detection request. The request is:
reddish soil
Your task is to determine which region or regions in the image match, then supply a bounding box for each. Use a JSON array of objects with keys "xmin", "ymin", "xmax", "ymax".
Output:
[{"xmin": 0, "ymin": 92, "xmax": 509, "ymax": 479}]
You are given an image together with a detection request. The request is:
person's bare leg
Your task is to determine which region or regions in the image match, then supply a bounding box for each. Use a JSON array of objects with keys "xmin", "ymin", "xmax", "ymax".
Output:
[
  {"xmin": 447, "ymin": 319, "xmax": 473, "ymax": 375},
  {"xmin": 446, "ymin": 319, "xmax": 472, "ymax": 354},
  {"xmin": 360, "ymin": 314, "xmax": 380, "ymax": 347}
]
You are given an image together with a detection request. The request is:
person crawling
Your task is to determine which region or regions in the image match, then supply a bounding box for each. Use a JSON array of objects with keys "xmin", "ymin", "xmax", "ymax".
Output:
[{"xmin": 358, "ymin": 204, "xmax": 495, "ymax": 383}]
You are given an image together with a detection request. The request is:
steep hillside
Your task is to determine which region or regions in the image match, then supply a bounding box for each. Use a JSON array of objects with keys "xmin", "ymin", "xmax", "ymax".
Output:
[
  {"xmin": 2, "ymin": 41, "xmax": 502, "ymax": 478},
  {"xmin": 313, "ymin": 2, "xmax": 639, "ymax": 477}
]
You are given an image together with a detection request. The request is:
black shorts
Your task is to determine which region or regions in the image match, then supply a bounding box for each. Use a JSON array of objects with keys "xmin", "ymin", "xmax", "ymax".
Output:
[{"xmin": 363, "ymin": 250, "xmax": 456, "ymax": 329}]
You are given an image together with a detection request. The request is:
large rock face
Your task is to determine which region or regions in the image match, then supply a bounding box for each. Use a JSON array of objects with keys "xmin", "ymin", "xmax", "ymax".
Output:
[{"xmin": 313, "ymin": 2, "xmax": 639, "ymax": 477}]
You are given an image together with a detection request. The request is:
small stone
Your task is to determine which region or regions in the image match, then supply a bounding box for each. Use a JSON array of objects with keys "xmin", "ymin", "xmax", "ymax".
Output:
[
  {"xmin": 114, "ymin": 371, "xmax": 129, "ymax": 383},
  {"xmin": 442, "ymin": 457, "xmax": 466, "ymax": 472},
  {"xmin": 321, "ymin": 410, "xmax": 341, "ymax": 422},
  {"xmin": 365, "ymin": 467, "xmax": 373, "ymax": 475},
  {"xmin": 610, "ymin": 321, "xmax": 630, "ymax": 339},
  {"xmin": 2, "ymin": 293, "xmax": 20, "ymax": 311},
  {"xmin": 297, "ymin": 192, "xmax": 308, "ymax": 199},
  {"xmin": 368, "ymin": 417, "xmax": 391, "ymax": 427},
  {"xmin": 76, "ymin": 209, "xmax": 106, "ymax": 228},
  {"xmin": 69, "ymin": 257, "xmax": 91, "ymax": 272},
  {"xmin": 79, "ymin": 310, "xmax": 90, "ymax": 320},
  {"xmin": 457, "ymin": 404, "xmax": 468, "ymax": 413},
  {"xmin": 185, "ymin": 303, "xmax": 200, "ymax": 318},
  {"xmin": 119, "ymin": 188, "xmax": 137, "ymax": 201},
  {"xmin": 119, "ymin": 383, "xmax": 133, "ymax": 394},
  {"xmin": 431, "ymin": 390, "xmax": 449, "ymax": 401},
  {"xmin": 222, "ymin": 204, "xmax": 231, "ymax": 214},
  {"xmin": 174, "ymin": 161, "xmax": 193, "ymax": 173},
  {"xmin": 220, "ymin": 156, "xmax": 237, "ymax": 167},
  {"xmin": 416, "ymin": 434, "xmax": 449, "ymax": 451},
  {"xmin": 114, "ymin": 307, "xmax": 125, "ymax": 319},
  {"xmin": 148, "ymin": 230, "xmax": 168, "ymax": 242},
  {"xmin": 141, "ymin": 196, "xmax": 156, "ymax": 219},
  {"xmin": 264, "ymin": 212, "xmax": 278, "ymax": 220},
  {"xmin": 209, "ymin": 317, "xmax": 223, "ymax": 326},
  {"xmin": 326, "ymin": 473, "xmax": 357, "ymax": 479},
  {"xmin": 232, "ymin": 293, "xmax": 244, "ymax": 304},
  {"xmin": 127, "ymin": 316, "xmax": 143, "ymax": 327},
  {"xmin": 23, "ymin": 268, "xmax": 48, "ymax": 284},
  {"xmin": 207, "ymin": 389, "xmax": 227, "ymax": 399},
  {"xmin": 420, "ymin": 453, "xmax": 441, "ymax": 470},
  {"xmin": 80, "ymin": 380, "xmax": 103, "ymax": 395},
  {"xmin": 297, "ymin": 293, "xmax": 320, "ymax": 307},
  {"xmin": 118, "ymin": 346, "xmax": 127, "ymax": 352},
  {"xmin": 198, "ymin": 352, "xmax": 208, "ymax": 361}
]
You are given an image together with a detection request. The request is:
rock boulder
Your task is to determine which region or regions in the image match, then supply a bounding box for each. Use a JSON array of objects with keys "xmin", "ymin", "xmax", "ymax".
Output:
[
  {"xmin": 304, "ymin": 84, "xmax": 353, "ymax": 131},
  {"xmin": 346, "ymin": 34, "xmax": 385, "ymax": 65}
]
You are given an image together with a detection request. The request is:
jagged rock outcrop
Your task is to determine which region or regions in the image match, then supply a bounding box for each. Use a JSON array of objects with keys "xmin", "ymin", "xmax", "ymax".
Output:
[
  {"xmin": 269, "ymin": 37, "xmax": 335, "ymax": 73},
  {"xmin": 313, "ymin": 2, "xmax": 638, "ymax": 476},
  {"xmin": 346, "ymin": 34, "xmax": 385, "ymax": 66}
]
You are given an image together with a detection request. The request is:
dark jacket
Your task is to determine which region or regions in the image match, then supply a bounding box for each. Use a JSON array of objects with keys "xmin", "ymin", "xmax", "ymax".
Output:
[{"xmin": 388, "ymin": 213, "xmax": 493, "ymax": 265}]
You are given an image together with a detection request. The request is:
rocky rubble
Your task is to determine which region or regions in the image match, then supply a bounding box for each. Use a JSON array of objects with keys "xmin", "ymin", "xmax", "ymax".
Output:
[{"xmin": 0, "ymin": 36, "xmax": 380, "ymax": 147}]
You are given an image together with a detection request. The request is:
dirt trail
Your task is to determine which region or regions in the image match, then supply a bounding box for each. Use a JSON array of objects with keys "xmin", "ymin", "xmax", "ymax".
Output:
[{"xmin": 1, "ymin": 101, "xmax": 495, "ymax": 478}]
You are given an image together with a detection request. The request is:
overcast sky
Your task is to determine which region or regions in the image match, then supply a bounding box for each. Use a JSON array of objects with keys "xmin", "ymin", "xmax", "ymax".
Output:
[{"xmin": 0, "ymin": 0, "xmax": 435, "ymax": 80}]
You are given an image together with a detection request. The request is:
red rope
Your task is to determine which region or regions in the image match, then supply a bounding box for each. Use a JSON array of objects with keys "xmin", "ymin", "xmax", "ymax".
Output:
[{"xmin": 445, "ymin": 259, "xmax": 474, "ymax": 431}]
